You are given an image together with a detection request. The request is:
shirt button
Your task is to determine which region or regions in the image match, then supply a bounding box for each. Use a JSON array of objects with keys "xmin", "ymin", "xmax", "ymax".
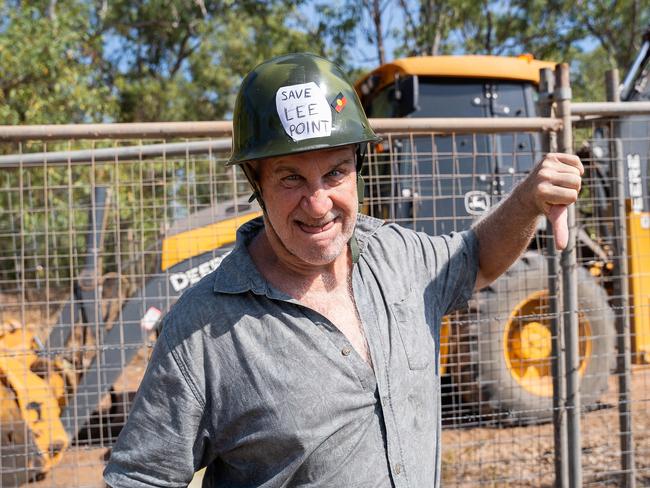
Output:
[
  {"xmin": 341, "ymin": 347, "xmax": 351, "ymax": 356},
  {"xmin": 394, "ymin": 463, "xmax": 402, "ymax": 475}
]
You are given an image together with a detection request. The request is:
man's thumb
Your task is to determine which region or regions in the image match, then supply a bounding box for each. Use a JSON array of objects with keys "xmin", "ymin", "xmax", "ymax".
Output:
[{"xmin": 549, "ymin": 205, "xmax": 568, "ymax": 250}]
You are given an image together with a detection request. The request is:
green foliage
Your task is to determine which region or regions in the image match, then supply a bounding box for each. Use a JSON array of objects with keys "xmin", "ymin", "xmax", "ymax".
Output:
[
  {"xmin": 182, "ymin": 3, "xmax": 325, "ymax": 121},
  {"xmin": 312, "ymin": 1, "xmax": 362, "ymax": 70},
  {"xmin": 0, "ymin": 1, "xmax": 324, "ymax": 289},
  {"xmin": 0, "ymin": 163, "xmax": 91, "ymax": 288},
  {"xmin": 0, "ymin": 0, "xmax": 323, "ymax": 124},
  {"xmin": 102, "ymin": 0, "xmax": 324, "ymax": 121},
  {"xmin": 0, "ymin": 1, "xmax": 115, "ymax": 124},
  {"xmin": 0, "ymin": 149, "xmax": 244, "ymax": 290},
  {"xmin": 566, "ymin": 0, "xmax": 650, "ymax": 72},
  {"xmin": 393, "ymin": 0, "xmax": 466, "ymax": 57},
  {"xmin": 571, "ymin": 47, "xmax": 609, "ymax": 102}
]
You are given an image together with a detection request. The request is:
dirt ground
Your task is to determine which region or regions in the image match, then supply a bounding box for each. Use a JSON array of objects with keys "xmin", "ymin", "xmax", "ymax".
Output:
[
  {"xmin": 30, "ymin": 448, "xmax": 108, "ymax": 488},
  {"xmin": 440, "ymin": 367, "xmax": 650, "ymax": 487}
]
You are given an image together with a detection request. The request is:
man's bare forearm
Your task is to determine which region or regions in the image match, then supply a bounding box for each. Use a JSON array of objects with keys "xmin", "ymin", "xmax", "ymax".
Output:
[{"xmin": 472, "ymin": 183, "xmax": 539, "ymax": 290}]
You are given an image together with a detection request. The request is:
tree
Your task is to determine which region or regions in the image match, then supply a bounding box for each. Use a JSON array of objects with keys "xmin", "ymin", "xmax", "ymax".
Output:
[
  {"xmin": 0, "ymin": 0, "xmax": 329, "ymax": 289},
  {"xmin": 103, "ymin": 0, "xmax": 325, "ymax": 121},
  {"xmin": 569, "ymin": 0, "xmax": 649, "ymax": 73},
  {"xmin": 367, "ymin": 0, "xmax": 390, "ymax": 65},
  {"xmin": 391, "ymin": 0, "xmax": 650, "ymax": 101},
  {"xmin": 0, "ymin": 1, "xmax": 115, "ymax": 124},
  {"xmin": 0, "ymin": 0, "xmax": 329, "ymax": 124},
  {"xmin": 3, "ymin": 0, "xmax": 650, "ymax": 122},
  {"xmin": 395, "ymin": 0, "xmax": 464, "ymax": 56}
]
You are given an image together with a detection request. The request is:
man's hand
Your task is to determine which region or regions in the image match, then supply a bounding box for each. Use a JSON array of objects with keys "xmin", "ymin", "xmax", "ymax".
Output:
[
  {"xmin": 473, "ymin": 152, "xmax": 584, "ymax": 289},
  {"xmin": 517, "ymin": 153, "xmax": 584, "ymax": 250}
]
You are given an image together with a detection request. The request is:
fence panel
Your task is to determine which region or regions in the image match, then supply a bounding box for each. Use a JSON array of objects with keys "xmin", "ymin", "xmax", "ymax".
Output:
[
  {"xmin": 571, "ymin": 112, "xmax": 650, "ymax": 486},
  {"xmin": 0, "ymin": 114, "xmax": 647, "ymax": 487},
  {"xmin": 0, "ymin": 137, "xmax": 251, "ymax": 487}
]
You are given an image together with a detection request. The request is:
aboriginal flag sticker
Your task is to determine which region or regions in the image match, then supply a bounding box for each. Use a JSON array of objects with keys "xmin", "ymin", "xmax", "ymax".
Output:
[{"xmin": 331, "ymin": 92, "xmax": 347, "ymax": 113}]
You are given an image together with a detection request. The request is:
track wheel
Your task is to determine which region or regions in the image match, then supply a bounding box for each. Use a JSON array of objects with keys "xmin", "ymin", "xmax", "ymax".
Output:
[{"xmin": 453, "ymin": 252, "xmax": 616, "ymax": 424}]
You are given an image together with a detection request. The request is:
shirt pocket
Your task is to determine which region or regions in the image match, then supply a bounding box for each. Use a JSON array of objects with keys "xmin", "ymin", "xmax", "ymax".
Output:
[{"xmin": 390, "ymin": 289, "xmax": 434, "ymax": 370}]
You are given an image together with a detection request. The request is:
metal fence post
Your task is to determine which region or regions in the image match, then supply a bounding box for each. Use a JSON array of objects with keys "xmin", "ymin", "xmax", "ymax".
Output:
[
  {"xmin": 555, "ymin": 63, "xmax": 583, "ymax": 488},
  {"xmin": 539, "ymin": 67, "xmax": 568, "ymax": 488},
  {"xmin": 606, "ymin": 68, "xmax": 637, "ymax": 488},
  {"xmin": 606, "ymin": 69, "xmax": 621, "ymax": 103}
]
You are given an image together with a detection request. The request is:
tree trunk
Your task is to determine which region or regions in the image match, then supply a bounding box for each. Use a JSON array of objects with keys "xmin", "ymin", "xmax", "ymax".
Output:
[
  {"xmin": 47, "ymin": 0, "xmax": 57, "ymax": 20},
  {"xmin": 484, "ymin": 2, "xmax": 492, "ymax": 54},
  {"xmin": 372, "ymin": 0, "xmax": 385, "ymax": 65},
  {"xmin": 431, "ymin": 2, "xmax": 445, "ymax": 56}
]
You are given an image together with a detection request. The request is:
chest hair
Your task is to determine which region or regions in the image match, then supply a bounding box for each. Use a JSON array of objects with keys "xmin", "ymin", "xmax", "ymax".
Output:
[{"xmin": 299, "ymin": 279, "xmax": 372, "ymax": 368}]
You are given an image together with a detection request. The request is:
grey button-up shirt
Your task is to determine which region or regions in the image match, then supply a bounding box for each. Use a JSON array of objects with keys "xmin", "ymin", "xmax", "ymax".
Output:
[{"xmin": 104, "ymin": 214, "xmax": 479, "ymax": 488}]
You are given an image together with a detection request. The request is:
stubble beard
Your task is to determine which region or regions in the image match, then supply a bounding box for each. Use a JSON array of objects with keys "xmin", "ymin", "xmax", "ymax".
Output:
[
  {"xmin": 296, "ymin": 215, "xmax": 355, "ymax": 265},
  {"xmin": 267, "ymin": 208, "xmax": 357, "ymax": 266}
]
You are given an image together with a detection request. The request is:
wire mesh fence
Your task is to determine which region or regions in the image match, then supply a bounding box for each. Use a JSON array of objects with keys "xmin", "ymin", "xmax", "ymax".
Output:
[
  {"xmin": 0, "ymin": 137, "xmax": 254, "ymax": 487},
  {"xmin": 570, "ymin": 113, "xmax": 650, "ymax": 487},
  {"xmin": 0, "ymin": 111, "xmax": 648, "ymax": 487}
]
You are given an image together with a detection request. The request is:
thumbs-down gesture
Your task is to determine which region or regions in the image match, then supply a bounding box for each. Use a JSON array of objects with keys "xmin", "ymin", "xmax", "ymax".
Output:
[{"xmin": 523, "ymin": 153, "xmax": 584, "ymax": 250}]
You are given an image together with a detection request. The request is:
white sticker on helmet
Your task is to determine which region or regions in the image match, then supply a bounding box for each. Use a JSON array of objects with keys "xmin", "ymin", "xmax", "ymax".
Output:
[{"xmin": 276, "ymin": 82, "xmax": 332, "ymax": 142}]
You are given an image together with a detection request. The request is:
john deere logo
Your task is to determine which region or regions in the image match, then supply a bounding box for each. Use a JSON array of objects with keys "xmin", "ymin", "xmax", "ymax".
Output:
[{"xmin": 464, "ymin": 191, "xmax": 491, "ymax": 215}]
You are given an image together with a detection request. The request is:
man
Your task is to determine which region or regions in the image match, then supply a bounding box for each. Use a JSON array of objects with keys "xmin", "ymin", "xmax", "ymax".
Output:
[{"xmin": 104, "ymin": 53, "xmax": 582, "ymax": 487}]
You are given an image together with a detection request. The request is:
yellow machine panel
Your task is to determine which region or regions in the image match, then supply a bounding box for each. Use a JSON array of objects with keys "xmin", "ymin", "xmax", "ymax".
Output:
[
  {"xmin": 628, "ymin": 211, "xmax": 650, "ymax": 364},
  {"xmin": 162, "ymin": 211, "xmax": 261, "ymax": 271},
  {"xmin": 439, "ymin": 317, "xmax": 451, "ymax": 376}
]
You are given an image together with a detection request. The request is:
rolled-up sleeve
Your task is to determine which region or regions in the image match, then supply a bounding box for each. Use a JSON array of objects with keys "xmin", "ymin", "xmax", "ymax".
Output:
[
  {"xmin": 103, "ymin": 325, "xmax": 211, "ymax": 488},
  {"xmin": 429, "ymin": 229, "xmax": 479, "ymax": 314}
]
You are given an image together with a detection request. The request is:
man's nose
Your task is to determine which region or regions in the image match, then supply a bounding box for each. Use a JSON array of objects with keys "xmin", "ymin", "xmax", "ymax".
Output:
[{"xmin": 301, "ymin": 187, "xmax": 333, "ymax": 217}]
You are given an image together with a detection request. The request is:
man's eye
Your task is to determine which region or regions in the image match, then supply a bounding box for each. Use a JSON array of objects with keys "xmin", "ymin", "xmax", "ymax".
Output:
[
  {"xmin": 281, "ymin": 175, "xmax": 302, "ymax": 186},
  {"xmin": 327, "ymin": 169, "xmax": 343, "ymax": 178}
]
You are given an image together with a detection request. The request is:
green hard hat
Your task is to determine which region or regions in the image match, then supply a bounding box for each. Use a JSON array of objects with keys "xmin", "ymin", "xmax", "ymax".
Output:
[{"xmin": 227, "ymin": 53, "xmax": 380, "ymax": 166}]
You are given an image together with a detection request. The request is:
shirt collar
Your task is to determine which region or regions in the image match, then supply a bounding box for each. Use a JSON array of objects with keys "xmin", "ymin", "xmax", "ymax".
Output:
[{"xmin": 212, "ymin": 214, "xmax": 384, "ymax": 295}]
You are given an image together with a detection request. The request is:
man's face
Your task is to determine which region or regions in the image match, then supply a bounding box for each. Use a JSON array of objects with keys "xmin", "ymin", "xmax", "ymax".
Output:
[{"xmin": 256, "ymin": 146, "xmax": 358, "ymax": 267}]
